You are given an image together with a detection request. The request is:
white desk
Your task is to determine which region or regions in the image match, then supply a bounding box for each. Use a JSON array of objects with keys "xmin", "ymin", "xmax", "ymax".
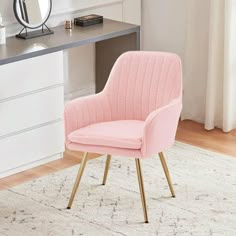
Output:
[{"xmin": 0, "ymin": 19, "xmax": 140, "ymax": 178}]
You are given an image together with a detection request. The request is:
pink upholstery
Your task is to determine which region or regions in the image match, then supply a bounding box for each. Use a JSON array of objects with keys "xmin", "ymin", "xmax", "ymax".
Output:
[
  {"xmin": 68, "ymin": 120, "xmax": 144, "ymax": 149},
  {"xmin": 64, "ymin": 51, "xmax": 182, "ymax": 158}
]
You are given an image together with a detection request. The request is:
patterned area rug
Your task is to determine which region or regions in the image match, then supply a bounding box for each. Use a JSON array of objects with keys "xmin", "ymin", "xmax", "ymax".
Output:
[{"xmin": 0, "ymin": 142, "xmax": 236, "ymax": 236}]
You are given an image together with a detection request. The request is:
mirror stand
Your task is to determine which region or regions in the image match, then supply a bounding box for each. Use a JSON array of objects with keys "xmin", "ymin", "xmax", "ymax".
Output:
[{"xmin": 16, "ymin": 24, "xmax": 54, "ymax": 40}]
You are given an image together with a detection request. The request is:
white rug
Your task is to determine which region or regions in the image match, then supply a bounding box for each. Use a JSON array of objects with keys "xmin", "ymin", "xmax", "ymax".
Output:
[{"xmin": 0, "ymin": 142, "xmax": 236, "ymax": 236}]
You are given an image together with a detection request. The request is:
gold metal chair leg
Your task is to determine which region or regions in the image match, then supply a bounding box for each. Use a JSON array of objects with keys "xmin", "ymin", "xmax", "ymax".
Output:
[
  {"xmin": 67, "ymin": 152, "xmax": 89, "ymax": 209},
  {"xmin": 135, "ymin": 159, "xmax": 149, "ymax": 223},
  {"xmin": 102, "ymin": 154, "xmax": 112, "ymax": 185},
  {"xmin": 158, "ymin": 152, "xmax": 176, "ymax": 198}
]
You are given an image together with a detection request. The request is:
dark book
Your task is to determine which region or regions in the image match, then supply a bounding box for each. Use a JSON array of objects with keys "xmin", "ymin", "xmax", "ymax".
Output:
[{"xmin": 74, "ymin": 14, "xmax": 103, "ymax": 27}]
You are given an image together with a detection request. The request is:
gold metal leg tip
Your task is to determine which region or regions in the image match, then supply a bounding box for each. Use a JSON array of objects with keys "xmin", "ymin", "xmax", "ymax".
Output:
[
  {"xmin": 102, "ymin": 155, "xmax": 112, "ymax": 186},
  {"xmin": 159, "ymin": 153, "xmax": 176, "ymax": 199},
  {"xmin": 67, "ymin": 152, "xmax": 89, "ymax": 211}
]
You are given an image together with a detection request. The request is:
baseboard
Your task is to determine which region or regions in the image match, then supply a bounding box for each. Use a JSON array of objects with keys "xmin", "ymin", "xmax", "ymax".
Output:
[{"xmin": 0, "ymin": 153, "xmax": 63, "ymax": 179}]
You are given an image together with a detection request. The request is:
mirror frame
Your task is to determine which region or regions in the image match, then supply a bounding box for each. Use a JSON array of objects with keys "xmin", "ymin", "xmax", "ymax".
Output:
[{"xmin": 13, "ymin": 0, "xmax": 52, "ymax": 29}]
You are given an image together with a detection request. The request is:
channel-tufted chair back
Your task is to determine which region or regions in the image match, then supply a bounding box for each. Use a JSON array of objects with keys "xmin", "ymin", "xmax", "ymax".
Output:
[{"xmin": 104, "ymin": 51, "xmax": 182, "ymax": 120}]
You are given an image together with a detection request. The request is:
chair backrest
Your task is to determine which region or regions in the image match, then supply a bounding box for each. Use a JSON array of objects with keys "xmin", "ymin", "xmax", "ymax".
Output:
[{"xmin": 103, "ymin": 51, "xmax": 182, "ymax": 120}]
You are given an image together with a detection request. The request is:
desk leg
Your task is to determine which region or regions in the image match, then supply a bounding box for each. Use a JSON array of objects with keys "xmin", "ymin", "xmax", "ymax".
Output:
[{"xmin": 95, "ymin": 32, "xmax": 140, "ymax": 93}]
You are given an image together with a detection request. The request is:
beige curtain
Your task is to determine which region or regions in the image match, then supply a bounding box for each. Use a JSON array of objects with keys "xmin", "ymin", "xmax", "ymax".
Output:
[{"xmin": 182, "ymin": 0, "xmax": 236, "ymax": 132}]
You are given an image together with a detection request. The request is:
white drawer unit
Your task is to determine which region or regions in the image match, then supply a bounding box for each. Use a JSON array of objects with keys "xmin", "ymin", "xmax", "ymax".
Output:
[
  {"xmin": 0, "ymin": 52, "xmax": 65, "ymax": 177},
  {"xmin": 0, "ymin": 86, "xmax": 64, "ymax": 137},
  {"xmin": 0, "ymin": 122, "xmax": 65, "ymax": 177},
  {"xmin": 0, "ymin": 52, "xmax": 63, "ymax": 101}
]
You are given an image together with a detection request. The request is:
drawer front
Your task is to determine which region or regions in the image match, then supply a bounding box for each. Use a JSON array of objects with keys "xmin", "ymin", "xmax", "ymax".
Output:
[
  {"xmin": 0, "ymin": 52, "xmax": 63, "ymax": 101},
  {"xmin": 0, "ymin": 122, "xmax": 65, "ymax": 174},
  {"xmin": 0, "ymin": 86, "xmax": 64, "ymax": 137}
]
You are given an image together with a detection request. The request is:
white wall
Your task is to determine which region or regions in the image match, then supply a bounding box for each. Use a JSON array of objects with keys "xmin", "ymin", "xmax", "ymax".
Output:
[
  {"xmin": 142, "ymin": 0, "xmax": 188, "ymax": 61},
  {"xmin": 142, "ymin": 0, "xmax": 210, "ymax": 124},
  {"xmin": 123, "ymin": 0, "xmax": 141, "ymax": 25},
  {"xmin": 0, "ymin": 0, "xmax": 127, "ymax": 33},
  {"xmin": 0, "ymin": 0, "xmax": 141, "ymax": 99}
]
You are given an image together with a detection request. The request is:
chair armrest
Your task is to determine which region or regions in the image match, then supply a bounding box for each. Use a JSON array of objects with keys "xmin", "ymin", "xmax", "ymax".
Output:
[
  {"xmin": 64, "ymin": 92, "xmax": 111, "ymax": 144},
  {"xmin": 141, "ymin": 99, "xmax": 182, "ymax": 157}
]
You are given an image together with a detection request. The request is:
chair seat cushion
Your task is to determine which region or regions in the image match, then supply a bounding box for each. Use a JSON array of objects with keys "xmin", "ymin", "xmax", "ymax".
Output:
[{"xmin": 68, "ymin": 120, "xmax": 144, "ymax": 150}]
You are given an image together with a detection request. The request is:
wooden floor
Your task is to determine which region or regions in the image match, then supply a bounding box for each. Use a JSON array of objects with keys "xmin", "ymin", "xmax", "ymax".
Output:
[
  {"xmin": 177, "ymin": 120, "xmax": 236, "ymax": 157},
  {"xmin": 0, "ymin": 120, "xmax": 235, "ymax": 190}
]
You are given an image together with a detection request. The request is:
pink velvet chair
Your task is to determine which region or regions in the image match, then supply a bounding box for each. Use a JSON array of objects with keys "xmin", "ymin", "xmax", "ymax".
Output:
[{"xmin": 65, "ymin": 51, "xmax": 182, "ymax": 223}]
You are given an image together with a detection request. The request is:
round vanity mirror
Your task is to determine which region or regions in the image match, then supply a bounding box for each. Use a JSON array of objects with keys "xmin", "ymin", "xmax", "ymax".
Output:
[{"xmin": 13, "ymin": 0, "xmax": 52, "ymax": 29}]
